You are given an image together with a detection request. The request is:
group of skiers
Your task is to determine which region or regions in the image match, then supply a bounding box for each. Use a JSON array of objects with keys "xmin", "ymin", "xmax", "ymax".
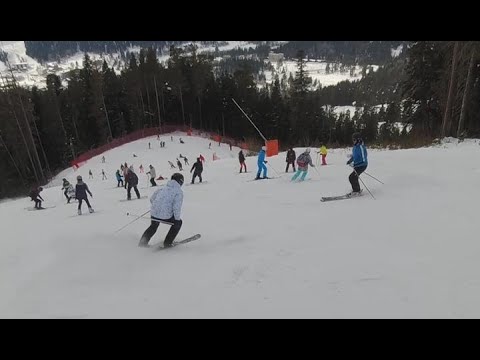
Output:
[
  {"xmin": 27, "ymin": 132, "xmax": 368, "ymax": 248},
  {"xmin": 247, "ymin": 132, "xmax": 367, "ymax": 196}
]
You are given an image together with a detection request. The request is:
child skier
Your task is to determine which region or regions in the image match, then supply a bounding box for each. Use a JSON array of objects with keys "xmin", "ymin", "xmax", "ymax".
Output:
[
  {"xmin": 75, "ymin": 175, "xmax": 94, "ymax": 215},
  {"xmin": 291, "ymin": 148, "xmax": 315, "ymax": 181}
]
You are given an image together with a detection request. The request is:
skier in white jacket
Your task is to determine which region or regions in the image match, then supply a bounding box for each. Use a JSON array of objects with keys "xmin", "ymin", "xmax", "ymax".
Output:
[{"xmin": 139, "ymin": 173, "xmax": 184, "ymax": 248}]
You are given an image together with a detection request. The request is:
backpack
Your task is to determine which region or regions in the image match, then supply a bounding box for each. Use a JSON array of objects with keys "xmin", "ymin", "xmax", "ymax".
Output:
[{"xmin": 297, "ymin": 153, "xmax": 308, "ymax": 167}]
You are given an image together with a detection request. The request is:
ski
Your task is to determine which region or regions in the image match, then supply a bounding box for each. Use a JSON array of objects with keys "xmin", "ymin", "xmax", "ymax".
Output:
[
  {"xmin": 246, "ymin": 177, "xmax": 277, "ymax": 182},
  {"xmin": 26, "ymin": 205, "xmax": 56, "ymax": 211},
  {"xmin": 119, "ymin": 196, "xmax": 148, "ymax": 202},
  {"xmin": 321, "ymin": 190, "xmax": 363, "ymax": 202},
  {"xmin": 153, "ymin": 234, "xmax": 201, "ymax": 251}
]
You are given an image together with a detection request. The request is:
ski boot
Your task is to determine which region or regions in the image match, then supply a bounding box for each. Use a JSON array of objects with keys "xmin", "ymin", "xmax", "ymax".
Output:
[{"xmin": 89, "ymin": 207, "xmax": 94, "ymax": 214}]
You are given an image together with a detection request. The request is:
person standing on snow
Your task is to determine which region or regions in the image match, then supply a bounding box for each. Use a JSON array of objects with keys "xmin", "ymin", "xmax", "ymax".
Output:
[
  {"xmin": 29, "ymin": 186, "xmax": 44, "ymax": 209},
  {"xmin": 146, "ymin": 165, "xmax": 157, "ymax": 187},
  {"xmin": 190, "ymin": 157, "xmax": 203, "ymax": 184},
  {"xmin": 61, "ymin": 178, "xmax": 74, "ymax": 203},
  {"xmin": 346, "ymin": 132, "xmax": 368, "ymax": 195},
  {"xmin": 101, "ymin": 169, "xmax": 107, "ymax": 180},
  {"xmin": 291, "ymin": 148, "xmax": 315, "ymax": 182},
  {"xmin": 115, "ymin": 170, "xmax": 124, "ymax": 187},
  {"xmin": 255, "ymin": 146, "xmax": 268, "ymax": 179},
  {"xmin": 125, "ymin": 167, "xmax": 141, "ymax": 200},
  {"xmin": 138, "ymin": 173, "xmax": 185, "ymax": 248},
  {"xmin": 89, "ymin": 169, "xmax": 93, "ymax": 179},
  {"xmin": 75, "ymin": 175, "xmax": 94, "ymax": 215},
  {"xmin": 319, "ymin": 144, "xmax": 328, "ymax": 165},
  {"xmin": 285, "ymin": 147, "xmax": 296, "ymax": 172},
  {"xmin": 239, "ymin": 150, "xmax": 247, "ymax": 173},
  {"xmin": 176, "ymin": 158, "xmax": 183, "ymax": 171}
]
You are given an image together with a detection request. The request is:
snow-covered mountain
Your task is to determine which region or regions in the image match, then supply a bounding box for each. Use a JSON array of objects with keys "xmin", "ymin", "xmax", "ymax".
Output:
[{"xmin": 1, "ymin": 132, "xmax": 479, "ymax": 318}]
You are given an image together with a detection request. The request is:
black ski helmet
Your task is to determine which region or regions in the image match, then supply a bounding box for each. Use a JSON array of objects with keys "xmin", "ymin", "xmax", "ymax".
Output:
[
  {"xmin": 352, "ymin": 132, "xmax": 362, "ymax": 142},
  {"xmin": 77, "ymin": 175, "xmax": 82, "ymax": 181},
  {"xmin": 171, "ymin": 173, "xmax": 184, "ymax": 186}
]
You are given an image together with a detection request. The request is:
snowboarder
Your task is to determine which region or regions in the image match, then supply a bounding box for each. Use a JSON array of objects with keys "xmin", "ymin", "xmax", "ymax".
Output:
[
  {"xmin": 319, "ymin": 144, "xmax": 328, "ymax": 165},
  {"xmin": 179, "ymin": 138, "xmax": 185, "ymax": 144},
  {"xmin": 138, "ymin": 173, "xmax": 184, "ymax": 248},
  {"xmin": 75, "ymin": 175, "xmax": 94, "ymax": 215},
  {"xmin": 176, "ymin": 159, "xmax": 183, "ymax": 171},
  {"xmin": 168, "ymin": 161, "xmax": 176, "ymax": 169},
  {"xmin": 29, "ymin": 186, "xmax": 44, "ymax": 209},
  {"xmin": 125, "ymin": 167, "xmax": 141, "ymax": 200},
  {"xmin": 101, "ymin": 169, "xmax": 107, "ymax": 180},
  {"xmin": 89, "ymin": 169, "xmax": 93, "ymax": 179},
  {"xmin": 61, "ymin": 178, "xmax": 74, "ymax": 203},
  {"xmin": 101, "ymin": 156, "xmax": 105, "ymax": 163},
  {"xmin": 147, "ymin": 165, "xmax": 157, "ymax": 187},
  {"xmin": 291, "ymin": 148, "xmax": 315, "ymax": 182},
  {"xmin": 239, "ymin": 150, "xmax": 247, "ymax": 173},
  {"xmin": 139, "ymin": 164, "xmax": 144, "ymax": 173},
  {"xmin": 286, "ymin": 147, "xmax": 296, "ymax": 172},
  {"xmin": 190, "ymin": 157, "xmax": 203, "ymax": 184},
  {"xmin": 255, "ymin": 146, "xmax": 268, "ymax": 179},
  {"xmin": 346, "ymin": 132, "xmax": 368, "ymax": 195}
]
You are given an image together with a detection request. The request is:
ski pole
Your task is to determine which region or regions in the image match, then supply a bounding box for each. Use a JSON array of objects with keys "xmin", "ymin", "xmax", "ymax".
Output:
[
  {"xmin": 363, "ymin": 171, "xmax": 384, "ymax": 185},
  {"xmin": 356, "ymin": 170, "xmax": 375, "ymax": 200},
  {"xmin": 267, "ymin": 162, "xmax": 281, "ymax": 177},
  {"xmin": 126, "ymin": 213, "xmax": 173, "ymax": 225},
  {"xmin": 114, "ymin": 210, "xmax": 151, "ymax": 233}
]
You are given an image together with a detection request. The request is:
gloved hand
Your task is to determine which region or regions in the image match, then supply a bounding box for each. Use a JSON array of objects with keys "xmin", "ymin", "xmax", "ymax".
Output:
[{"xmin": 264, "ymin": 161, "xmax": 268, "ymax": 164}]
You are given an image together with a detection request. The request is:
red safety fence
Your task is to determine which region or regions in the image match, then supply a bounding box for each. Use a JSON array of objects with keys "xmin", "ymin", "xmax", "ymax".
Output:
[{"xmin": 70, "ymin": 125, "xmax": 257, "ymax": 169}]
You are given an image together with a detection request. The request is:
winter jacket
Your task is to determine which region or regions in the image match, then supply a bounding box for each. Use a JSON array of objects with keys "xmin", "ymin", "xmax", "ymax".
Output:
[
  {"xmin": 320, "ymin": 146, "xmax": 327, "ymax": 156},
  {"xmin": 239, "ymin": 151, "xmax": 245, "ymax": 163},
  {"xmin": 191, "ymin": 161, "xmax": 203, "ymax": 174},
  {"xmin": 257, "ymin": 149, "xmax": 266, "ymax": 166},
  {"xmin": 150, "ymin": 180, "xmax": 184, "ymax": 221},
  {"xmin": 286, "ymin": 149, "xmax": 296, "ymax": 162},
  {"xmin": 75, "ymin": 182, "xmax": 92, "ymax": 199},
  {"xmin": 125, "ymin": 170, "xmax": 139, "ymax": 186},
  {"xmin": 29, "ymin": 188, "xmax": 43, "ymax": 200},
  {"xmin": 115, "ymin": 171, "xmax": 123, "ymax": 181},
  {"xmin": 296, "ymin": 152, "xmax": 314, "ymax": 171},
  {"xmin": 347, "ymin": 142, "xmax": 368, "ymax": 168},
  {"xmin": 61, "ymin": 180, "xmax": 71, "ymax": 190},
  {"xmin": 147, "ymin": 167, "xmax": 156, "ymax": 179}
]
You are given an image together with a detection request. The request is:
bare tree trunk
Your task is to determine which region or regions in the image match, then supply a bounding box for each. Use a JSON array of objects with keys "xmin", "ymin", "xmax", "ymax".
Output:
[
  {"xmin": 0, "ymin": 131, "xmax": 27, "ymax": 187},
  {"xmin": 153, "ymin": 75, "xmax": 162, "ymax": 128},
  {"xmin": 101, "ymin": 91, "xmax": 113, "ymax": 140},
  {"xmin": 457, "ymin": 47, "xmax": 476, "ymax": 138},
  {"xmin": 17, "ymin": 91, "xmax": 45, "ymax": 183},
  {"xmin": 441, "ymin": 41, "xmax": 459, "ymax": 138},
  {"xmin": 179, "ymin": 85, "xmax": 185, "ymax": 125}
]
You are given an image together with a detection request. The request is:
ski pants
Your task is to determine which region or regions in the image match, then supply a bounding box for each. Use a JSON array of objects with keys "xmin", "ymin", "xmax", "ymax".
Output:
[
  {"xmin": 140, "ymin": 216, "xmax": 183, "ymax": 246},
  {"xmin": 191, "ymin": 171, "xmax": 202, "ymax": 184},
  {"xmin": 321, "ymin": 154, "xmax": 327, "ymax": 165},
  {"xmin": 127, "ymin": 184, "xmax": 141, "ymax": 200},
  {"xmin": 117, "ymin": 179, "xmax": 124, "ymax": 187},
  {"xmin": 257, "ymin": 163, "xmax": 267, "ymax": 178},
  {"xmin": 150, "ymin": 178, "xmax": 157, "ymax": 187},
  {"xmin": 33, "ymin": 198, "xmax": 42, "ymax": 208},
  {"xmin": 292, "ymin": 169, "xmax": 308, "ymax": 181},
  {"xmin": 349, "ymin": 165, "xmax": 367, "ymax": 192},
  {"xmin": 64, "ymin": 189, "xmax": 70, "ymax": 200},
  {"xmin": 286, "ymin": 161, "xmax": 296, "ymax": 172},
  {"xmin": 78, "ymin": 197, "xmax": 91, "ymax": 210},
  {"xmin": 239, "ymin": 161, "xmax": 247, "ymax": 173}
]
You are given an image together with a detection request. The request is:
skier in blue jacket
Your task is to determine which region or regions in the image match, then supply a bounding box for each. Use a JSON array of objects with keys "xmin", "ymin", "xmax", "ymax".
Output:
[
  {"xmin": 346, "ymin": 132, "xmax": 368, "ymax": 195},
  {"xmin": 255, "ymin": 146, "xmax": 268, "ymax": 179}
]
